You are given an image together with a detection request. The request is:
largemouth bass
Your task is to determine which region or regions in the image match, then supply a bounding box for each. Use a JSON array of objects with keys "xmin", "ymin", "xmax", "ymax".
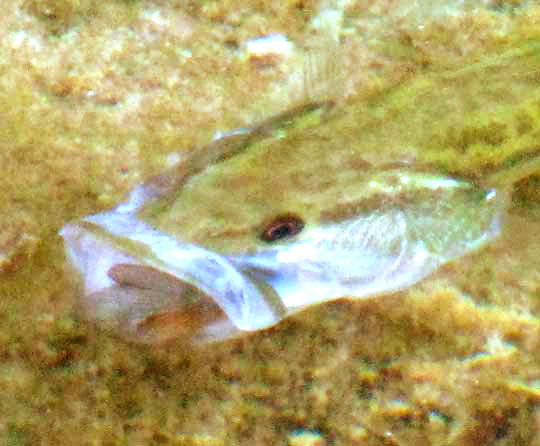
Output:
[{"xmin": 61, "ymin": 45, "xmax": 540, "ymax": 345}]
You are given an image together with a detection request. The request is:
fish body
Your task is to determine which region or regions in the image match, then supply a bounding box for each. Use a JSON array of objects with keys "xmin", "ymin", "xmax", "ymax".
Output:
[
  {"xmin": 60, "ymin": 40, "xmax": 540, "ymax": 344},
  {"xmin": 60, "ymin": 101, "xmax": 511, "ymax": 344}
]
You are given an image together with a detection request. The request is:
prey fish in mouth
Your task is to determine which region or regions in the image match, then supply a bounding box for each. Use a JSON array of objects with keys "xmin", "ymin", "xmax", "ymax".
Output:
[{"xmin": 61, "ymin": 61, "xmax": 540, "ymax": 345}]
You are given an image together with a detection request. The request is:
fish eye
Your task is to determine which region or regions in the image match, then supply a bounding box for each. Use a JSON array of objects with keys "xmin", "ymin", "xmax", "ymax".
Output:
[{"xmin": 260, "ymin": 213, "xmax": 304, "ymax": 242}]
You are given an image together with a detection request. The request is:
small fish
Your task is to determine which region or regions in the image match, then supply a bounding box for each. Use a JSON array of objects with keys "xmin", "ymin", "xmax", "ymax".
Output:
[
  {"xmin": 61, "ymin": 38, "xmax": 540, "ymax": 345},
  {"xmin": 60, "ymin": 96, "xmax": 540, "ymax": 345}
]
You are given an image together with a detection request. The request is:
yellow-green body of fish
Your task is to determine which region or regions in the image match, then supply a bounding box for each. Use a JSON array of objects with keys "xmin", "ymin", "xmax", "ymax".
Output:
[{"xmin": 61, "ymin": 42, "xmax": 540, "ymax": 344}]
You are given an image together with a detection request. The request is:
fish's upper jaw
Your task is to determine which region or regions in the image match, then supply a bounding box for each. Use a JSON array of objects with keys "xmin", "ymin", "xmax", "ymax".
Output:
[{"xmin": 60, "ymin": 222, "xmax": 134, "ymax": 295}]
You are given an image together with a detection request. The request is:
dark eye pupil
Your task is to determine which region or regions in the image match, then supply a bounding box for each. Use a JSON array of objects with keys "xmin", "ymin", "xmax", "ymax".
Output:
[
  {"xmin": 260, "ymin": 214, "xmax": 304, "ymax": 242},
  {"xmin": 269, "ymin": 223, "xmax": 293, "ymax": 239}
]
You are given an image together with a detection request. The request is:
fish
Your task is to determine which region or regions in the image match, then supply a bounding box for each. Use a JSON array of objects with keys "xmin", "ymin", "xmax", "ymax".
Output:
[{"xmin": 60, "ymin": 45, "xmax": 540, "ymax": 345}]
